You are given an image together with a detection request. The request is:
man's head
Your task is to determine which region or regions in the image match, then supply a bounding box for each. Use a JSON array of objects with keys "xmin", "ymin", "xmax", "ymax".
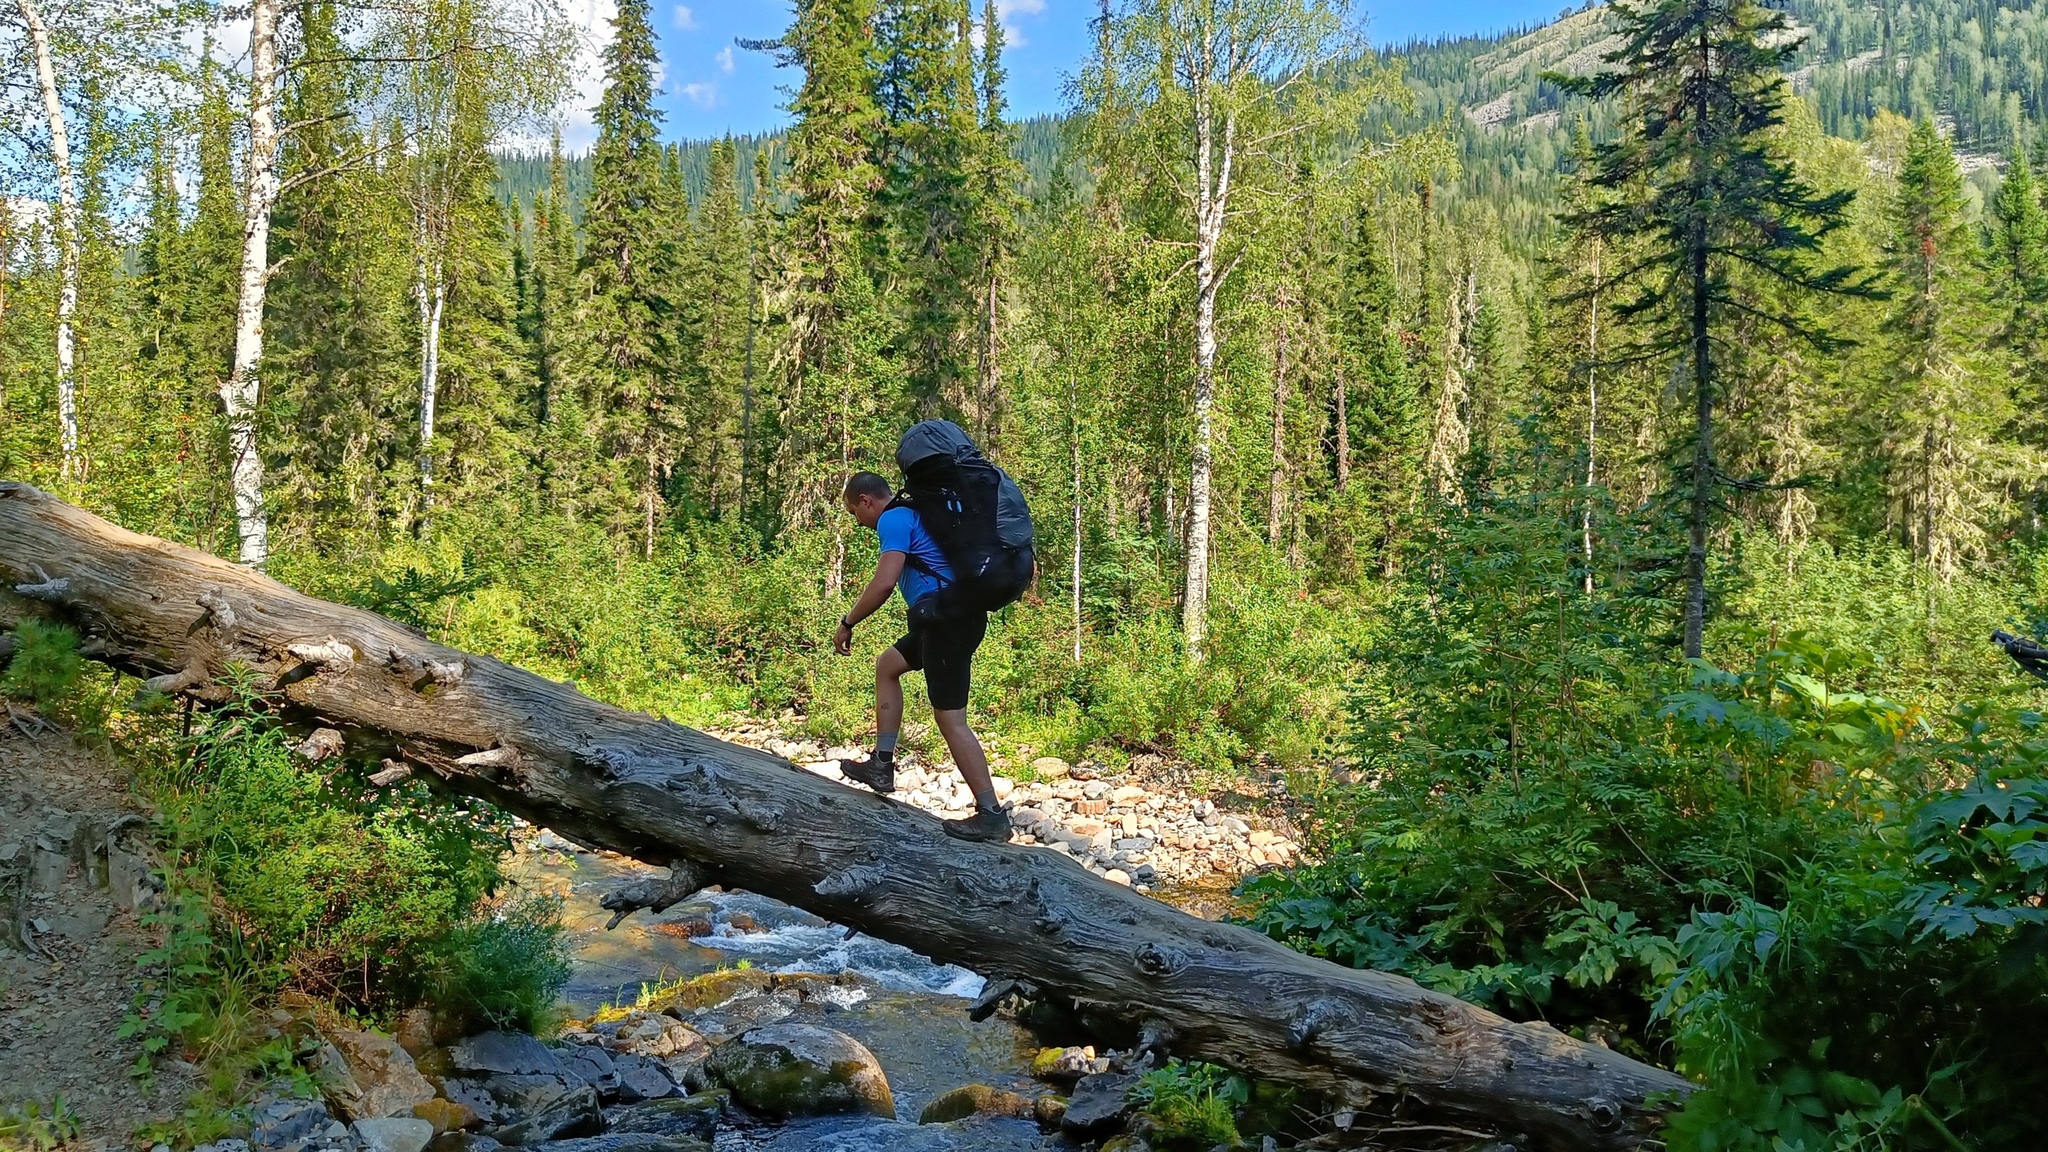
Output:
[{"xmin": 843, "ymin": 471, "xmax": 893, "ymax": 529}]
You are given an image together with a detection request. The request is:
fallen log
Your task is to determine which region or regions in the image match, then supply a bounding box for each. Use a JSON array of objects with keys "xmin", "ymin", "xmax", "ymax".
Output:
[{"xmin": 0, "ymin": 482, "xmax": 1690, "ymax": 1147}]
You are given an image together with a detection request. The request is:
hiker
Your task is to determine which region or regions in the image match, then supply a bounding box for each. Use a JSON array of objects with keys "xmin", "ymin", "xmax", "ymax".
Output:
[{"xmin": 833, "ymin": 420, "xmax": 1035, "ymax": 843}]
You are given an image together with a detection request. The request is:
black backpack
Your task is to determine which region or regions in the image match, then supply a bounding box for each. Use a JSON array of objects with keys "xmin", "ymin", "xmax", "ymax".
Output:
[{"xmin": 888, "ymin": 420, "xmax": 1035, "ymax": 615}]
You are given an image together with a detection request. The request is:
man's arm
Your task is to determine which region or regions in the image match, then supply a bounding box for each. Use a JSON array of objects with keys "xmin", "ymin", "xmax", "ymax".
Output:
[{"xmin": 835, "ymin": 552, "xmax": 906, "ymax": 655}]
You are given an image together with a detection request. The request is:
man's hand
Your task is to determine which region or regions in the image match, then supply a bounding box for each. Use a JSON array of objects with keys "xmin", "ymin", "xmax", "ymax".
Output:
[{"xmin": 834, "ymin": 619, "xmax": 854, "ymax": 656}]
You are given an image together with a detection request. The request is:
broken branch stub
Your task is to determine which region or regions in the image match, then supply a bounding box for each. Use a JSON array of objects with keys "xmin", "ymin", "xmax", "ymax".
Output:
[{"xmin": 0, "ymin": 483, "xmax": 1691, "ymax": 1149}]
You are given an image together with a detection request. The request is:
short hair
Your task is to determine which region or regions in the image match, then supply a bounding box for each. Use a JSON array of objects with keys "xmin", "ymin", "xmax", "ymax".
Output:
[{"xmin": 843, "ymin": 471, "xmax": 892, "ymax": 504}]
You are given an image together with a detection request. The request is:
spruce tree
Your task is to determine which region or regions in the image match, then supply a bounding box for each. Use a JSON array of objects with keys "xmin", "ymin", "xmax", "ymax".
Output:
[
  {"xmin": 1335, "ymin": 199, "xmax": 1419, "ymax": 577},
  {"xmin": 967, "ymin": 0, "xmax": 1022, "ymax": 446},
  {"xmin": 1879, "ymin": 119, "xmax": 1999, "ymax": 578},
  {"xmin": 579, "ymin": 0, "xmax": 678, "ymax": 555},
  {"xmin": 682, "ymin": 138, "xmax": 752, "ymax": 518},
  {"xmin": 1556, "ymin": 0, "xmax": 1868, "ymax": 655}
]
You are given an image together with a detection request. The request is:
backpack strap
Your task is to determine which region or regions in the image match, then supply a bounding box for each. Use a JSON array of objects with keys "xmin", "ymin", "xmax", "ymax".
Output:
[{"xmin": 881, "ymin": 496, "xmax": 950, "ymax": 586}]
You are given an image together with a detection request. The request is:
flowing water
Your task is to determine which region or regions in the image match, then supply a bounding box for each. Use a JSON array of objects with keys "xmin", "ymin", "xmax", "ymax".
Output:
[{"xmin": 502, "ymin": 842, "xmax": 1059, "ymax": 1152}]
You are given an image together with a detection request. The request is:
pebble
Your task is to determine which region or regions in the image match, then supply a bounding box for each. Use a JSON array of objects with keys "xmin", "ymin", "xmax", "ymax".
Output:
[{"xmin": 703, "ymin": 726, "xmax": 1306, "ymax": 885}]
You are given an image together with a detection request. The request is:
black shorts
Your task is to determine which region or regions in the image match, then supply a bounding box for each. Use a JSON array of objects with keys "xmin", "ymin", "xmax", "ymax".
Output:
[{"xmin": 892, "ymin": 597, "xmax": 988, "ymax": 712}]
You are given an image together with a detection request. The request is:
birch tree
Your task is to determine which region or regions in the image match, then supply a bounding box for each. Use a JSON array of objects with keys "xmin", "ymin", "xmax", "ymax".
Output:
[
  {"xmin": 221, "ymin": 0, "xmax": 282, "ymax": 566},
  {"xmin": 1085, "ymin": 0, "xmax": 1386, "ymax": 659},
  {"xmin": 14, "ymin": 0, "xmax": 76, "ymax": 480}
]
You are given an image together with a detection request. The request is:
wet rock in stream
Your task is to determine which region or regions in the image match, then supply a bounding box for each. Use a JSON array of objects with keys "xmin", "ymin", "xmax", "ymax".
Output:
[{"xmin": 701, "ymin": 1023, "xmax": 894, "ymax": 1120}]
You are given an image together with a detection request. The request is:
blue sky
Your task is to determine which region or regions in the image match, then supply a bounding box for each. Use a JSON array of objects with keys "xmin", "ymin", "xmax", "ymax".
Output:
[{"xmin": 558, "ymin": 0, "xmax": 1574, "ymax": 148}]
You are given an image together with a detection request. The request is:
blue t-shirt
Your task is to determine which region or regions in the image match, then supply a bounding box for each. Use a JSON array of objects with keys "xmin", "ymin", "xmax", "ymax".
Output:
[{"xmin": 876, "ymin": 505, "xmax": 952, "ymax": 606}]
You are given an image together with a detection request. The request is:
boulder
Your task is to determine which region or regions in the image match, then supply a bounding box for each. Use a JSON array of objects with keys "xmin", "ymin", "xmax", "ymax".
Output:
[
  {"xmin": 916, "ymin": 1085, "xmax": 1035, "ymax": 1124},
  {"xmin": 700, "ymin": 1023, "xmax": 894, "ymax": 1120},
  {"xmin": 354, "ymin": 1118, "xmax": 435, "ymax": 1152},
  {"xmin": 1033, "ymin": 1095, "xmax": 1068, "ymax": 1130},
  {"xmin": 328, "ymin": 1028, "xmax": 438, "ymax": 1120},
  {"xmin": 604, "ymin": 1094, "xmax": 724, "ymax": 1142},
  {"xmin": 559, "ymin": 1046, "xmax": 619, "ymax": 1099},
  {"xmin": 610, "ymin": 1053, "xmax": 677, "ymax": 1102},
  {"xmin": 1061, "ymin": 1072, "xmax": 1139, "ymax": 1137},
  {"xmin": 491, "ymin": 1086, "xmax": 602, "ymax": 1147},
  {"xmin": 451, "ymin": 1032, "xmax": 567, "ymax": 1078},
  {"xmin": 440, "ymin": 1081, "xmax": 510, "ymax": 1128},
  {"xmin": 1029, "ymin": 1046, "xmax": 1107, "ymax": 1084},
  {"xmin": 393, "ymin": 1010, "xmax": 439, "ymax": 1057},
  {"xmin": 249, "ymin": 1097, "xmax": 335, "ymax": 1152},
  {"xmin": 478, "ymin": 1075, "xmax": 575, "ymax": 1116},
  {"xmin": 607, "ymin": 1015, "xmax": 706, "ymax": 1062},
  {"xmin": 412, "ymin": 1099, "xmax": 479, "ymax": 1135}
]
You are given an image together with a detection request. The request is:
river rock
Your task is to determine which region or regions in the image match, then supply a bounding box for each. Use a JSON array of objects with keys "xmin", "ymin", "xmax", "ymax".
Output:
[
  {"xmin": 605, "ymin": 1094, "xmax": 724, "ymax": 1141},
  {"xmin": 453, "ymin": 1032, "xmax": 568, "ymax": 1078},
  {"xmin": 327, "ymin": 1028, "xmax": 438, "ymax": 1120},
  {"xmin": 478, "ymin": 1075, "xmax": 574, "ymax": 1116},
  {"xmin": 701, "ymin": 1023, "xmax": 894, "ymax": 1120},
  {"xmin": 412, "ymin": 1099, "xmax": 478, "ymax": 1135},
  {"xmin": 440, "ymin": 1081, "xmax": 510, "ymax": 1128},
  {"xmin": 1033, "ymin": 1095, "xmax": 1068, "ymax": 1129},
  {"xmin": 917, "ymin": 1085, "xmax": 1034, "ymax": 1124},
  {"xmin": 609, "ymin": 1015, "xmax": 706, "ymax": 1062},
  {"xmin": 491, "ymin": 1086, "xmax": 602, "ymax": 1147},
  {"xmin": 354, "ymin": 1118, "xmax": 435, "ymax": 1152},
  {"xmin": 426, "ymin": 1134, "xmax": 501, "ymax": 1152},
  {"xmin": 525, "ymin": 1138, "xmax": 708, "ymax": 1152},
  {"xmin": 1061, "ymin": 1072, "xmax": 1139, "ymax": 1137},
  {"xmin": 611, "ymin": 1053, "xmax": 677, "ymax": 1101},
  {"xmin": 393, "ymin": 1010, "xmax": 439, "ymax": 1057},
  {"xmin": 250, "ymin": 1097, "xmax": 336, "ymax": 1152},
  {"xmin": 1030, "ymin": 756, "xmax": 1071, "ymax": 780},
  {"xmin": 560, "ymin": 1045, "xmax": 619, "ymax": 1098}
]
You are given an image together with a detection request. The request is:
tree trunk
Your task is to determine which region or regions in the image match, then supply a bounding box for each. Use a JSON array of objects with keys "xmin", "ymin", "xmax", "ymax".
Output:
[
  {"xmin": 1683, "ymin": 223, "xmax": 1711, "ymax": 659},
  {"xmin": 1183, "ymin": 90, "xmax": 1228, "ymax": 662},
  {"xmin": 19, "ymin": 0, "xmax": 78, "ymax": 482},
  {"xmin": 1584, "ymin": 239, "xmax": 1600, "ymax": 596},
  {"xmin": 1268, "ymin": 288, "xmax": 1289, "ymax": 546},
  {"xmin": 417, "ymin": 263, "xmax": 446, "ymax": 506},
  {"xmin": 1070, "ymin": 373, "xmax": 1083, "ymax": 665},
  {"xmin": 0, "ymin": 481, "xmax": 1689, "ymax": 1150},
  {"xmin": 223, "ymin": 0, "xmax": 282, "ymax": 568},
  {"xmin": 1334, "ymin": 362, "xmax": 1349, "ymax": 493}
]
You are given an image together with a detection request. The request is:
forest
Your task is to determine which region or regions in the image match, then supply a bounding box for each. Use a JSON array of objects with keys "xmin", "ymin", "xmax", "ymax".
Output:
[{"xmin": 5, "ymin": 0, "xmax": 2048, "ymax": 1148}]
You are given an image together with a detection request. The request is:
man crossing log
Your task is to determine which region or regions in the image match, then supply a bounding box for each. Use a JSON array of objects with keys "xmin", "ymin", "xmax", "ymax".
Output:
[{"xmin": 0, "ymin": 481, "xmax": 1689, "ymax": 1149}]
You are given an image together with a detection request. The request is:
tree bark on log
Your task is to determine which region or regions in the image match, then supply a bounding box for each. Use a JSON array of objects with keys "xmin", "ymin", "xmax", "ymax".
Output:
[{"xmin": 0, "ymin": 483, "xmax": 1689, "ymax": 1148}]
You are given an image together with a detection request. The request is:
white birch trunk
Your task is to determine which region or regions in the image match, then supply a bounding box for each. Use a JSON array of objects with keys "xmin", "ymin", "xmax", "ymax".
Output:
[
  {"xmin": 416, "ymin": 261, "xmax": 445, "ymax": 499},
  {"xmin": 1070, "ymin": 372, "xmax": 1083, "ymax": 665},
  {"xmin": 1334, "ymin": 363, "xmax": 1348, "ymax": 492},
  {"xmin": 19, "ymin": 0, "xmax": 78, "ymax": 481},
  {"xmin": 1182, "ymin": 65, "xmax": 1233, "ymax": 663},
  {"xmin": 1424, "ymin": 276, "xmax": 1470, "ymax": 500},
  {"xmin": 222, "ymin": 0, "xmax": 282, "ymax": 567}
]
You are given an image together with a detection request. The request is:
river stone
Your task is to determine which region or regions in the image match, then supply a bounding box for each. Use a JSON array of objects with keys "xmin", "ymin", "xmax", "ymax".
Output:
[
  {"xmin": 250, "ymin": 1098, "xmax": 335, "ymax": 1152},
  {"xmin": 605, "ymin": 1094, "xmax": 724, "ymax": 1141},
  {"xmin": 610, "ymin": 1053, "xmax": 677, "ymax": 1102},
  {"xmin": 479, "ymin": 1075, "xmax": 574, "ymax": 1116},
  {"xmin": 917, "ymin": 1085, "xmax": 1034, "ymax": 1124},
  {"xmin": 1060, "ymin": 1072, "xmax": 1138, "ymax": 1137},
  {"xmin": 524, "ymin": 1137, "xmax": 708, "ymax": 1152},
  {"xmin": 491, "ymin": 1086, "xmax": 602, "ymax": 1147},
  {"xmin": 452, "ymin": 1032, "xmax": 567, "ymax": 1078},
  {"xmin": 412, "ymin": 1100, "xmax": 478, "ymax": 1135},
  {"xmin": 440, "ymin": 1081, "xmax": 508, "ymax": 1128},
  {"xmin": 426, "ymin": 1134, "xmax": 502, "ymax": 1152},
  {"xmin": 354, "ymin": 1118, "xmax": 435, "ymax": 1152},
  {"xmin": 560, "ymin": 1046, "xmax": 618, "ymax": 1098},
  {"xmin": 1030, "ymin": 757, "xmax": 1071, "ymax": 780},
  {"xmin": 327, "ymin": 1029, "xmax": 437, "ymax": 1120},
  {"xmin": 701, "ymin": 1023, "xmax": 894, "ymax": 1120}
]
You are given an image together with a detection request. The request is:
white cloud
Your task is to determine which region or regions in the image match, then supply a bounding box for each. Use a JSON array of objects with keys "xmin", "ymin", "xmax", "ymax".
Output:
[
  {"xmin": 673, "ymin": 4, "xmax": 697, "ymax": 30},
  {"xmin": 716, "ymin": 45, "xmax": 735, "ymax": 74},
  {"xmin": 995, "ymin": 0, "xmax": 1045, "ymax": 48},
  {"xmin": 558, "ymin": 0, "xmax": 619, "ymax": 152},
  {"xmin": 681, "ymin": 81, "xmax": 718, "ymax": 108}
]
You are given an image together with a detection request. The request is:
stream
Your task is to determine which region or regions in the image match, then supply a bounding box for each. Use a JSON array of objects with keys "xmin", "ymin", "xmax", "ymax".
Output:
[{"xmin": 501, "ymin": 839, "xmax": 1061, "ymax": 1151}]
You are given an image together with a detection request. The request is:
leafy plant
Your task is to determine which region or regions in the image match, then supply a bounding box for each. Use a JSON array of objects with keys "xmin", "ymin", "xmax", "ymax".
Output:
[
  {"xmin": 413, "ymin": 896, "xmax": 573, "ymax": 1035},
  {"xmin": 0, "ymin": 1098, "xmax": 80, "ymax": 1152},
  {"xmin": 1128, "ymin": 1060, "xmax": 1247, "ymax": 1151}
]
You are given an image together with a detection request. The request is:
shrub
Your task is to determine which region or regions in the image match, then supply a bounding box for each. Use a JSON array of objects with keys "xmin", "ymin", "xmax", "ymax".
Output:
[
  {"xmin": 1129, "ymin": 1060, "xmax": 1245, "ymax": 1151},
  {"xmin": 414, "ymin": 896, "xmax": 573, "ymax": 1035},
  {"xmin": 1, "ymin": 618, "xmax": 83, "ymax": 707}
]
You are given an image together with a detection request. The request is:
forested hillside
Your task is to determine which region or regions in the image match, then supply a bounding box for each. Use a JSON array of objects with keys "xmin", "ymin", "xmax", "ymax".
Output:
[{"xmin": 9, "ymin": 0, "xmax": 2048, "ymax": 1146}]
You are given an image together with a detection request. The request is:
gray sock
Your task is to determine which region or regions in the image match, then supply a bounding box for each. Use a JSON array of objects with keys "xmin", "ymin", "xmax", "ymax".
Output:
[{"xmin": 874, "ymin": 732, "xmax": 899, "ymax": 761}]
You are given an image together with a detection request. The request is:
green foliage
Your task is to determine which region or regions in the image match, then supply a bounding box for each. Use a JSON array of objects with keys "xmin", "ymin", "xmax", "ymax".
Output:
[
  {"xmin": 0, "ymin": 619, "xmax": 84, "ymax": 707},
  {"xmin": 412, "ymin": 896, "xmax": 573, "ymax": 1034},
  {"xmin": 1245, "ymin": 482, "xmax": 2048, "ymax": 1148},
  {"xmin": 1129, "ymin": 1060, "xmax": 1246, "ymax": 1151},
  {"xmin": 126, "ymin": 676, "xmax": 565, "ymax": 1052},
  {"xmin": 0, "ymin": 1099, "xmax": 81, "ymax": 1152}
]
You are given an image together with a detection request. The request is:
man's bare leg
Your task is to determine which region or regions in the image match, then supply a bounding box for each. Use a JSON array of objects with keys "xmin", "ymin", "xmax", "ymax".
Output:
[
  {"xmin": 842, "ymin": 647, "xmax": 911, "ymax": 793},
  {"xmin": 934, "ymin": 707, "xmax": 997, "ymax": 811}
]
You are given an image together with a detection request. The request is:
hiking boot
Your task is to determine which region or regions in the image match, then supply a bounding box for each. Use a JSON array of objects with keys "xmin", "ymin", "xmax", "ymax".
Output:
[
  {"xmin": 943, "ymin": 806, "xmax": 1013, "ymax": 843},
  {"xmin": 839, "ymin": 755, "xmax": 895, "ymax": 793}
]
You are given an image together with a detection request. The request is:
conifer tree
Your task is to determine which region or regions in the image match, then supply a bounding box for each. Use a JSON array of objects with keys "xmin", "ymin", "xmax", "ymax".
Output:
[
  {"xmin": 1334, "ymin": 198, "xmax": 1419, "ymax": 575},
  {"xmin": 579, "ymin": 0, "xmax": 678, "ymax": 555},
  {"xmin": 968, "ymin": 0, "xmax": 1022, "ymax": 446},
  {"xmin": 682, "ymin": 138, "xmax": 752, "ymax": 517},
  {"xmin": 1556, "ymin": 0, "xmax": 1868, "ymax": 656},
  {"xmin": 1879, "ymin": 120, "xmax": 2000, "ymax": 578},
  {"xmin": 1991, "ymin": 142, "xmax": 2048, "ymax": 500}
]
